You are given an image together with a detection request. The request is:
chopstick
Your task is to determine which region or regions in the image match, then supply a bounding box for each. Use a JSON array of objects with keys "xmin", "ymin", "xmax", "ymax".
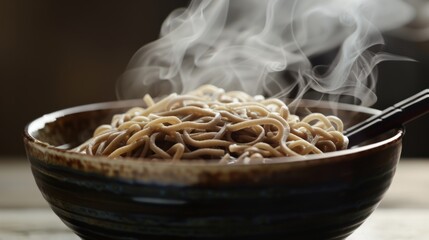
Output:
[{"xmin": 345, "ymin": 89, "xmax": 429, "ymax": 147}]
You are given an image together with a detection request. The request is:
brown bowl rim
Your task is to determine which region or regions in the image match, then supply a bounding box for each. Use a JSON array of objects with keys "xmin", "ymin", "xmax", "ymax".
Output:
[
  {"xmin": 23, "ymin": 99, "xmax": 403, "ymax": 184},
  {"xmin": 24, "ymin": 99, "xmax": 404, "ymax": 165}
]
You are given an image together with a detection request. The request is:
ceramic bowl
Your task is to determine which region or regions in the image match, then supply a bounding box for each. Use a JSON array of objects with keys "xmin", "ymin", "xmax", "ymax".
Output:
[{"xmin": 24, "ymin": 100, "xmax": 403, "ymax": 240}]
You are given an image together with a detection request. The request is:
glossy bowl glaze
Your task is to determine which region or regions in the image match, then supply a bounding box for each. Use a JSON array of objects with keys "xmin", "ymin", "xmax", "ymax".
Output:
[{"xmin": 24, "ymin": 100, "xmax": 403, "ymax": 240}]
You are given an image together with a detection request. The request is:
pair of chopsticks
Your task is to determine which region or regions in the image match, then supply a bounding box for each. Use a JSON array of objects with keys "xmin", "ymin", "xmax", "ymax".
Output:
[{"xmin": 345, "ymin": 89, "xmax": 429, "ymax": 147}]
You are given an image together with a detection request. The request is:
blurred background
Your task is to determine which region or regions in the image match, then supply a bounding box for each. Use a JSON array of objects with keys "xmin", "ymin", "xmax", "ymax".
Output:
[{"xmin": 1, "ymin": 0, "xmax": 428, "ymax": 159}]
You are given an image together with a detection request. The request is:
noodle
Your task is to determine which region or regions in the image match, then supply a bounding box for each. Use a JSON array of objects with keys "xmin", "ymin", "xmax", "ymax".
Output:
[{"xmin": 72, "ymin": 85, "xmax": 349, "ymax": 164}]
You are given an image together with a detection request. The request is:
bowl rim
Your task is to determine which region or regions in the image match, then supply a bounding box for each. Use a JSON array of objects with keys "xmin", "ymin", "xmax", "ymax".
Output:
[{"xmin": 24, "ymin": 99, "xmax": 403, "ymax": 167}]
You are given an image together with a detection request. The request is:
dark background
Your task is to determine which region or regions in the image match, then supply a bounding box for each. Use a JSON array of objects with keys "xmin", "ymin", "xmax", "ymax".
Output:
[{"xmin": 1, "ymin": 1, "xmax": 428, "ymax": 158}]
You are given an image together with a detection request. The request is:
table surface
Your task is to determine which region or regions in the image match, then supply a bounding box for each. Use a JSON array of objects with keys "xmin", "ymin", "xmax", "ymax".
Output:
[{"xmin": 1, "ymin": 157, "xmax": 429, "ymax": 239}]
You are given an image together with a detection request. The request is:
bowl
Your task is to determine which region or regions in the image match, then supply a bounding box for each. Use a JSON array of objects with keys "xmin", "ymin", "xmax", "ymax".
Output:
[{"xmin": 23, "ymin": 100, "xmax": 403, "ymax": 240}]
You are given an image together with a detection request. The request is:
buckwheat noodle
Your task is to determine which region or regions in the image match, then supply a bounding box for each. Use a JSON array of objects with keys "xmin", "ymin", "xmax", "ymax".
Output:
[{"xmin": 72, "ymin": 85, "xmax": 348, "ymax": 164}]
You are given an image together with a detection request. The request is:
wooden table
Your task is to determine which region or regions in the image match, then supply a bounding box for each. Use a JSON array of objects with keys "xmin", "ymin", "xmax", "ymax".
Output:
[{"xmin": 1, "ymin": 158, "xmax": 429, "ymax": 239}]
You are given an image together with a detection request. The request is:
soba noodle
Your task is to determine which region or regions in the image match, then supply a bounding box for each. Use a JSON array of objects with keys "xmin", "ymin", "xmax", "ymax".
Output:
[{"xmin": 72, "ymin": 85, "xmax": 349, "ymax": 164}]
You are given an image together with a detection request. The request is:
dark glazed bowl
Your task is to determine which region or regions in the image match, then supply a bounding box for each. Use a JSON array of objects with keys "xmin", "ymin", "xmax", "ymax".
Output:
[{"xmin": 24, "ymin": 100, "xmax": 403, "ymax": 240}]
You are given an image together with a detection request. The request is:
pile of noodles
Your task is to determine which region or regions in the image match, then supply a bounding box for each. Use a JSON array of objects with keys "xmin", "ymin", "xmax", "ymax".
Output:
[{"xmin": 72, "ymin": 85, "xmax": 348, "ymax": 164}]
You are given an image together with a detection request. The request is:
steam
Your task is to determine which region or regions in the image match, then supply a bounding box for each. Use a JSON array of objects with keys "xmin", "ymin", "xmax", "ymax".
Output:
[{"xmin": 117, "ymin": 0, "xmax": 414, "ymax": 106}]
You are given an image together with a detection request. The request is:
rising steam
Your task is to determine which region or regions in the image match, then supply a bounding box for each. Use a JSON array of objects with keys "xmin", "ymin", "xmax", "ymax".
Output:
[{"xmin": 117, "ymin": 0, "xmax": 414, "ymax": 106}]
